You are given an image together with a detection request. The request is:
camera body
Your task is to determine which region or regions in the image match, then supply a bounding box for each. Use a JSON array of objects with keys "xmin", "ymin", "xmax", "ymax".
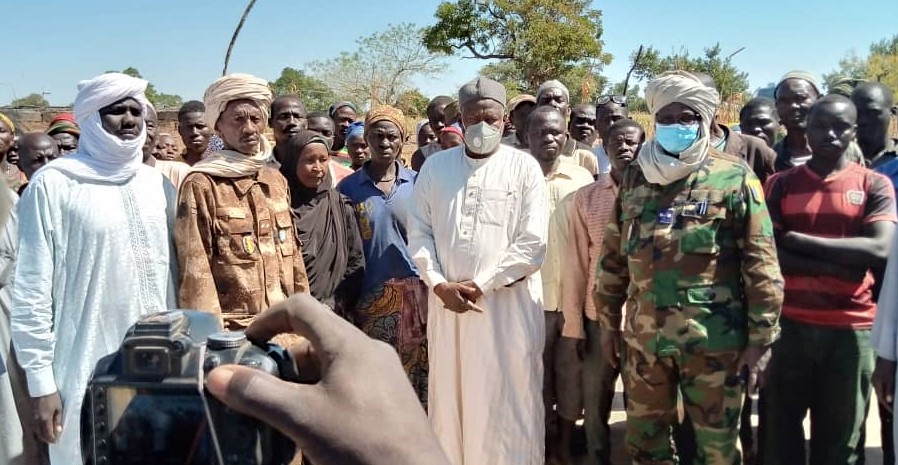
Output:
[{"xmin": 83, "ymin": 310, "xmax": 296, "ymax": 465}]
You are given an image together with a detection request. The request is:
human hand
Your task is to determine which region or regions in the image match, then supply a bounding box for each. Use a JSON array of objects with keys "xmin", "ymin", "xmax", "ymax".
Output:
[
  {"xmin": 434, "ymin": 282, "xmax": 484, "ymax": 313},
  {"xmin": 206, "ymin": 293, "xmax": 450, "ymax": 465},
  {"xmin": 874, "ymin": 357, "xmax": 897, "ymax": 413},
  {"xmin": 458, "ymin": 280, "xmax": 483, "ymax": 303},
  {"xmin": 29, "ymin": 392, "xmax": 62, "ymax": 443},
  {"xmin": 600, "ymin": 329, "xmax": 622, "ymax": 369},
  {"xmin": 738, "ymin": 345, "xmax": 772, "ymax": 396}
]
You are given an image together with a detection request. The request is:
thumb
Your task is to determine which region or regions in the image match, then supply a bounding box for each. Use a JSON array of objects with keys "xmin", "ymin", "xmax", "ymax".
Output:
[{"xmin": 207, "ymin": 365, "xmax": 319, "ymax": 441}]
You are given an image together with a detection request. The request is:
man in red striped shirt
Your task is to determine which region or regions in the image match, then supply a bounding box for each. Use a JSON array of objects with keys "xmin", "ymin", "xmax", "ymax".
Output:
[{"xmin": 763, "ymin": 94, "xmax": 897, "ymax": 465}]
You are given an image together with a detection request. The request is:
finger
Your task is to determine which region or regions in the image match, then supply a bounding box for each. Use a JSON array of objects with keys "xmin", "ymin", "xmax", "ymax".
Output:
[
  {"xmin": 207, "ymin": 365, "xmax": 318, "ymax": 441},
  {"xmin": 747, "ymin": 370, "xmax": 759, "ymax": 397},
  {"xmin": 39, "ymin": 417, "xmax": 55, "ymax": 444},
  {"xmin": 457, "ymin": 283, "xmax": 477, "ymax": 295},
  {"xmin": 287, "ymin": 338, "xmax": 322, "ymax": 383},
  {"xmin": 246, "ymin": 293, "xmax": 353, "ymax": 355},
  {"xmin": 53, "ymin": 407, "xmax": 63, "ymax": 442},
  {"xmin": 466, "ymin": 302, "xmax": 485, "ymax": 313}
]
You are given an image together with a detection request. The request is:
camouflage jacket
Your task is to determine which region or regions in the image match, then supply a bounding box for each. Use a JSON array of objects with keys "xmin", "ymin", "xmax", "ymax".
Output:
[
  {"xmin": 594, "ymin": 148, "xmax": 783, "ymax": 356},
  {"xmin": 175, "ymin": 167, "xmax": 309, "ymax": 330}
]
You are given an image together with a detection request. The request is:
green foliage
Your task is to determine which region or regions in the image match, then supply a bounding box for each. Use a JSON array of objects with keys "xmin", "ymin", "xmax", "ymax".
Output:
[
  {"xmin": 395, "ymin": 89, "xmax": 430, "ymax": 119},
  {"xmin": 10, "ymin": 93, "xmax": 49, "ymax": 108},
  {"xmin": 825, "ymin": 34, "xmax": 898, "ymax": 97},
  {"xmin": 270, "ymin": 67, "xmax": 336, "ymax": 112},
  {"xmin": 113, "ymin": 67, "xmax": 183, "ymax": 109},
  {"xmin": 630, "ymin": 43, "xmax": 750, "ymax": 103},
  {"xmin": 607, "ymin": 82, "xmax": 648, "ymax": 113},
  {"xmin": 310, "ymin": 23, "xmax": 445, "ymax": 107},
  {"xmin": 424, "ymin": 0, "xmax": 611, "ymax": 88},
  {"xmin": 822, "ymin": 52, "xmax": 868, "ymax": 90}
]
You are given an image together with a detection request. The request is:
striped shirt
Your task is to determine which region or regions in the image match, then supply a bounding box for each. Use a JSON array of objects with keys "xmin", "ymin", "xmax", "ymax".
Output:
[
  {"xmin": 560, "ymin": 174, "xmax": 617, "ymax": 338},
  {"xmin": 765, "ymin": 163, "xmax": 897, "ymax": 328}
]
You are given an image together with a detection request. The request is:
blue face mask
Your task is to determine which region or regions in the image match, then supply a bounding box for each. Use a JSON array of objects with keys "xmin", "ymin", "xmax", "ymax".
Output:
[{"xmin": 655, "ymin": 123, "xmax": 700, "ymax": 154}]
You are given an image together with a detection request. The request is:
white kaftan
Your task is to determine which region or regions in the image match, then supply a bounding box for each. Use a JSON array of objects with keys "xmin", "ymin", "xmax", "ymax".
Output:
[
  {"xmin": 10, "ymin": 165, "xmax": 177, "ymax": 465},
  {"xmin": 408, "ymin": 145, "xmax": 548, "ymax": 465},
  {"xmin": 0, "ymin": 189, "xmax": 39, "ymax": 465},
  {"xmin": 872, "ymin": 230, "xmax": 898, "ymax": 452}
]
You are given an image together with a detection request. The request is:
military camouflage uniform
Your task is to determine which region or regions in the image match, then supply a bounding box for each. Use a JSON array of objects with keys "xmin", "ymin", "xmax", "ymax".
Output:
[
  {"xmin": 175, "ymin": 167, "xmax": 309, "ymax": 333},
  {"xmin": 594, "ymin": 148, "xmax": 784, "ymax": 464}
]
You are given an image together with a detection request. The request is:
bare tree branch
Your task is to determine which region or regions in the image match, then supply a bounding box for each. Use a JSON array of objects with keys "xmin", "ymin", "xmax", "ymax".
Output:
[
  {"xmin": 621, "ymin": 45, "xmax": 645, "ymax": 96},
  {"xmin": 223, "ymin": 0, "xmax": 258, "ymax": 76}
]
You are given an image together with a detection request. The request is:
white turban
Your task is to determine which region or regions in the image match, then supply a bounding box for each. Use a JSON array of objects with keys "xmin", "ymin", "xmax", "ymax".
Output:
[
  {"xmin": 536, "ymin": 80, "xmax": 570, "ymax": 104},
  {"xmin": 39, "ymin": 73, "xmax": 149, "ymax": 184},
  {"xmin": 192, "ymin": 73, "xmax": 275, "ymax": 178},
  {"xmin": 202, "ymin": 73, "xmax": 273, "ymax": 131},
  {"xmin": 636, "ymin": 71, "xmax": 721, "ymax": 185}
]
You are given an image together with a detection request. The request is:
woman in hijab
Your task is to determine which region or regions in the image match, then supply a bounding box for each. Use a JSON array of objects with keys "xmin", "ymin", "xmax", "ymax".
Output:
[
  {"xmin": 280, "ymin": 131, "xmax": 364, "ymax": 317},
  {"xmin": 338, "ymin": 106, "xmax": 429, "ymax": 407}
]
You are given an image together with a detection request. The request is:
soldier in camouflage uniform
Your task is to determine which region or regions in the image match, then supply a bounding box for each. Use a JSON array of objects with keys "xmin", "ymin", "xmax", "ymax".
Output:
[{"xmin": 594, "ymin": 71, "xmax": 784, "ymax": 465}]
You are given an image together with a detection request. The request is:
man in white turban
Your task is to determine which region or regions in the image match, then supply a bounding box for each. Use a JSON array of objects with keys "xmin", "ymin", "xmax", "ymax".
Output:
[
  {"xmin": 175, "ymin": 73, "xmax": 308, "ymax": 334},
  {"xmin": 9, "ymin": 72, "xmax": 178, "ymax": 465},
  {"xmin": 593, "ymin": 70, "xmax": 784, "ymax": 464}
]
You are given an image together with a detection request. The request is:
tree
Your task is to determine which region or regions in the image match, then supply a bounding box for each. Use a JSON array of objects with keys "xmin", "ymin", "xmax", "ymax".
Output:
[
  {"xmin": 395, "ymin": 89, "xmax": 429, "ymax": 119},
  {"xmin": 629, "ymin": 43, "xmax": 749, "ymax": 103},
  {"xmin": 10, "ymin": 93, "xmax": 49, "ymax": 108},
  {"xmin": 310, "ymin": 23, "xmax": 446, "ymax": 107},
  {"xmin": 822, "ymin": 51, "xmax": 868, "ymax": 90},
  {"xmin": 424, "ymin": 0, "xmax": 611, "ymax": 89},
  {"xmin": 270, "ymin": 67, "xmax": 336, "ymax": 112},
  {"xmin": 867, "ymin": 34, "xmax": 898, "ymax": 95},
  {"xmin": 823, "ymin": 34, "xmax": 898, "ymax": 96},
  {"xmin": 111, "ymin": 67, "xmax": 184, "ymax": 109}
]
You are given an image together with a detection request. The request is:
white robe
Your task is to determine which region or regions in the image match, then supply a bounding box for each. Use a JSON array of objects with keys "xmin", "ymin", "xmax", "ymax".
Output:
[
  {"xmin": 408, "ymin": 145, "xmax": 548, "ymax": 465},
  {"xmin": 10, "ymin": 165, "xmax": 177, "ymax": 465},
  {"xmin": 872, "ymin": 230, "xmax": 898, "ymax": 451},
  {"xmin": 0, "ymin": 189, "xmax": 38, "ymax": 465}
]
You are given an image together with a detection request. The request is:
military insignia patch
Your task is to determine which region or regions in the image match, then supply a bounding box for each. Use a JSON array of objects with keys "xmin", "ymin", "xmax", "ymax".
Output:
[
  {"xmin": 846, "ymin": 190, "xmax": 865, "ymax": 205},
  {"xmin": 657, "ymin": 208, "xmax": 674, "ymax": 225},
  {"xmin": 243, "ymin": 236, "xmax": 256, "ymax": 254},
  {"xmin": 747, "ymin": 178, "xmax": 765, "ymax": 205}
]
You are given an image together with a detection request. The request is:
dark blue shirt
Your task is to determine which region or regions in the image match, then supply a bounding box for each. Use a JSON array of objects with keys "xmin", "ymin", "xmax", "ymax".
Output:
[{"xmin": 338, "ymin": 162, "xmax": 419, "ymax": 292}]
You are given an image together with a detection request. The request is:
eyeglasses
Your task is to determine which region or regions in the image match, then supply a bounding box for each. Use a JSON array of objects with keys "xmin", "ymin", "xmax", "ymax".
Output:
[{"xmin": 597, "ymin": 95, "xmax": 627, "ymax": 106}]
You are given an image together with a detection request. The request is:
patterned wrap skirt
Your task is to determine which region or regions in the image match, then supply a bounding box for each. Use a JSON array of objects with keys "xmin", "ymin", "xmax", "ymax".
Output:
[{"xmin": 353, "ymin": 277, "xmax": 429, "ymax": 408}]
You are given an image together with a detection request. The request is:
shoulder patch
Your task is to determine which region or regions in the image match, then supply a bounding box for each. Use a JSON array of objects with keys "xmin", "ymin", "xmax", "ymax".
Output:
[
  {"xmin": 846, "ymin": 189, "xmax": 865, "ymax": 205},
  {"xmin": 747, "ymin": 178, "xmax": 765, "ymax": 205}
]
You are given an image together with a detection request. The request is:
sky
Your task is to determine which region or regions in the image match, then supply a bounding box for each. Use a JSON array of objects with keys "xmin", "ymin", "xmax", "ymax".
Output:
[{"xmin": 0, "ymin": 0, "xmax": 895, "ymax": 106}]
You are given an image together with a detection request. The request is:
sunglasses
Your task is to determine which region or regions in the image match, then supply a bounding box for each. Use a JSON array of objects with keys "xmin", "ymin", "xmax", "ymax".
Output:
[{"xmin": 597, "ymin": 95, "xmax": 627, "ymax": 106}]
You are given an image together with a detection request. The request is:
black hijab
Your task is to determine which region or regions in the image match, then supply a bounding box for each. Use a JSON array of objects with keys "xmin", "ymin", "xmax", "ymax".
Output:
[{"xmin": 281, "ymin": 131, "xmax": 356, "ymax": 308}]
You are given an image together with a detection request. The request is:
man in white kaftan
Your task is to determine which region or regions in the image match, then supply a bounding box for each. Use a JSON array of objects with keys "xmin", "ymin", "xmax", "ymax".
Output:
[
  {"xmin": 10, "ymin": 73, "xmax": 177, "ymax": 465},
  {"xmin": 1, "ymin": 188, "xmax": 44, "ymax": 465},
  {"xmin": 409, "ymin": 76, "xmax": 548, "ymax": 465}
]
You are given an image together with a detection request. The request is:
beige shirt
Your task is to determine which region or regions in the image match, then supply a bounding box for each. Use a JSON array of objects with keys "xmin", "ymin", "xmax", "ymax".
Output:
[
  {"xmin": 560, "ymin": 137, "xmax": 598, "ymax": 176},
  {"xmin": 154, "ymin": 160, "xmax": 191, "ymax": 190},
  {"xmin": 541, "ymin": 161, "xmax": 594, "ymax": 312},
  {"xmin": 560, "ymin": 174, "xmax": 618, "ymax": 338}
]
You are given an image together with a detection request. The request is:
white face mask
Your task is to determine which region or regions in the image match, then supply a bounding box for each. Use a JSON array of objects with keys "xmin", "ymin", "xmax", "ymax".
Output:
[{"xmin": 463, "ymin": 122, "xmax": 502, "ymax": 155}]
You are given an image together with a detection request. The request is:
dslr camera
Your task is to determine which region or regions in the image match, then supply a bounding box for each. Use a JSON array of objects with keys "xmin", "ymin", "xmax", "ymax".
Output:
[{"xmin": 83, "ymin": 310, "xmax": 297, "ymax": 465}]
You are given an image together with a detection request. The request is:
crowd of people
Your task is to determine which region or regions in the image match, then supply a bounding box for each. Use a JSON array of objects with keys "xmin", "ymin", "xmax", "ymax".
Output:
[{"xmin": 0, "ymin": 65, "xmax": 896, "ymax": 465}]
